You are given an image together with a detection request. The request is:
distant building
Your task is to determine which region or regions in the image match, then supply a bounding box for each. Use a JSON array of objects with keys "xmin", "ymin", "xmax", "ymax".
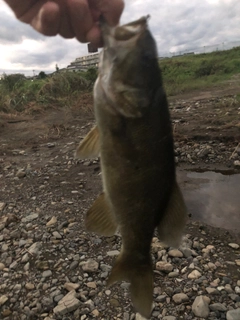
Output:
[{"xmin": 67, "ymin": 53, "xmax": 100, "ymax": 72}]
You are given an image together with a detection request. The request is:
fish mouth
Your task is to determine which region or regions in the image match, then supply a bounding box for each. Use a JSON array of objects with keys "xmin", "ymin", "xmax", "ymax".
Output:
[{"xmin": 101, "ymin": 16, "xmax": 150, "ymax": 45}]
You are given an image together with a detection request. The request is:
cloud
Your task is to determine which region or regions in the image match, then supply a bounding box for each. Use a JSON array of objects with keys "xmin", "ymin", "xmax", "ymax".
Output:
[
  {"xmin": 0, "ymin": 8, "xmax": 44, "ymax": 44},
  {"xmin": 0, "ymin": 0, "xmax": 240, "ymax": 75}
]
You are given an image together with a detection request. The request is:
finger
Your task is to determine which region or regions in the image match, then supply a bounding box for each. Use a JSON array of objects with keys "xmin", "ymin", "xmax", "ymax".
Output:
[
  {"xmin": 31, "ymin": 2, "xmax": 60, "ymax": 36},
  {"xmin": 86, "ymin": 24, "xmax": 103, "ymax": 47},
  {"xmin": 89, "ymin": 0, "xmax": 124, "ymax": 26},
  {"xmin": 67, "ymin": 0, "xmax": 94, "ymax": 43},
  {"xmin": 5, "ymin": 0, "xmax": 47, "ymax": 22},
  {"xmin": 57, "ymin": 0, "xmax": 75, "ymax": 38}
]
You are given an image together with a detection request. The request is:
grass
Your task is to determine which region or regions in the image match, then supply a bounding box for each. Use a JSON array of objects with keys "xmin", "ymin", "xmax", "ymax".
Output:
[
  {"xmin": 0, "ymin": 69, "xmax": 96, "ymax": 114},
  {"xmin": 0, "ymin": 46, "xmax": 240, "ymax": 114},
  {"xmin": 160, "ymin": 46, "xmax": 240, "ymax": 96}
]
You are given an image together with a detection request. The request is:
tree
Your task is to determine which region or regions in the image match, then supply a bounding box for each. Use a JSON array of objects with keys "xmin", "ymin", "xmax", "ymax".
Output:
[{"xmin": 38, "ymin": 71, "xmax": 47, "ymax": 79}]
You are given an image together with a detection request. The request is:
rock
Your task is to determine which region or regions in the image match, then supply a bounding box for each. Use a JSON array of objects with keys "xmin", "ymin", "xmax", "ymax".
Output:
[
  {"xmin": 181, "ymin": 248, "xmax": 192, "ymax": 258},
  {"xmin": 0, "ymin": 202, "xmax": 6, "ymax": 211},
  {"xmin": 86, "ymin": 282, "xmax": 96, "ymax": 289},
  {"xmin": 109, "ymin": 298, "xmax": 120, "ymax": 307},
  {"xmin": 28, "ymin": 242, "xmax": 41, "ymax": 255},
  {"xmin": 163, "ymin": 317, "xmax": 177, "ymax": 320},
  {"xmin": 226, "ymin": 309, "xmax": 240, "ymax": 320},
  {"xmin": 21, "ymin": 213, "xmax": 39, "ymax": 223},
  {"xmin": 192, "ymin": 295, "xmax": 210, "ymax": 318},
  {"xmin": 81, "ymin": 259, "xmax": 99, "ymax": 272},
  {"xmin": 228, "ymin": 243, "xmax": 239, "ymax": 249},
  {"xmin": 0, "ymin": 295, "xmax": 8, "ymax": 306},
  {"xmin": 16, "ymin": 169, "xmax": 26, "ymax": 178},
  {"xmin": 25, "ymin": 283, "xmax": 35, "ymax": 290},
  {"xmin": 0, "ymin": 263, "xmax": 5, "ymax": 270},
  {"xmin": 235, "ymin": 260, "xmax": 240, "ymax": 266},
  {"xmin": 209, "ymin": 303, "xmax": 227, "ymax": 312},
  {"xmin": 235, "ymin": 286, "xmax": 240, "ymax": 294},
  {"xmin": 92, "ymin": 309, "xmax": 100, "ymax": 317},
  {"xmin": 64, "ymin": 283, "xmax": 80, "ymax": 292},
  {"xmin": 52, "ymin": 231, "xmax": 62, "ymax": 239},
  {"xmin": 1, "ymin": 309, "xmax": 12, "ymax": 317},
  {"xmin": 135, "ymin": 313, "xmax": 147, "ymax": 320},
  {"xmin": 233, "ymin": 160, "xmax": 240, "ymax": 167},
  {"xmin": 188, "ymin": 270, "xmax": 202, "ymax": 279},
  {"xmin": 53, "ymin": 290, "xmax": 81, "ymax": 316},
  {"xmin": 206, "ymin": 287, "xmax": 219, "ymax": 295},
  {"xmin": 155, "ymin": 261, "xmax": 173, "ymax": 273},
  {"xmin": 46, "ymin": 216, "xmax": 57, "ymax": 226},
  {"xmin": 42, "ymin": 270, "xmax": 52, "ymax": 278},
  {"xmin": 172, "ymin": 293, "xmax": 189, "ymax": 304},
  {"xmin": 107, "ymin": 250, "xmax": 120, "ymax": 256},
  {"xmin": 168, "ymin": 249, "xmax": 183, "ymax": 258}
]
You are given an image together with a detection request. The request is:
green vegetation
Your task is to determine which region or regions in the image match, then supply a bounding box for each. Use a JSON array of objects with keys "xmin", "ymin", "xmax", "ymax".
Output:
[
  {"xmin": 0, "ymin": 70, "xmax": 94, "ymax": 113},
  {"xmin": 1, "ymin": 47, "xmax": 240, "ymax": 113},
  {"xmin": 160, "ymin": 46, "xmax": 240, "ymax": 96}
]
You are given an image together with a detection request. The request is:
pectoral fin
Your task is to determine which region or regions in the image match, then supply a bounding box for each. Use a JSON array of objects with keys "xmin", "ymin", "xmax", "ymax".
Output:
[
  {"xmin": 158, "ymin": 181, "xmax": 188, "ymax": 248},
  {"xmin": 86, "ymin": 192, "xmax": 117, "ymax": 236},
  {"xmin": 75, "ymin": 125, "xmax": 100, "ymax": 159}
]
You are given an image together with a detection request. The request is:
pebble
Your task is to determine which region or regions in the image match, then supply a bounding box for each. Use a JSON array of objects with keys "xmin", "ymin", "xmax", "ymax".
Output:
[
  {"xmin": 46, "ymin": 216, "xmax": 57, "ymax": 226},
  {"xmin": 0, "ymin": 295, "xmax": 8, "ymax": 306},
  {"xmin": 235, "ymin": 260, "xmax": 240, "ymax": 266},
  {"xmin": 192, "ymin": 295, "xmax": 210, "ymax": 318},
  {"xmin": 155, "ymin": 261, "xmax": 173, "ymax": 273},
  {"xmin": 168, "ymin": 249, "xmax": 183, "ymax": 258},
  {"xmin": 0, "ymin": 202, "xmax": 6, "ymax": 211},
  {"xmin": 64, "ymin": 283, "xmax": 80, "ymax": 292},
  {"xmin": 81, "ymin": 259, "xmax": 99, "ymax": 272},
  {"xmin": 42, "ymin": 270, "xmax": 52, "ymax": 278},
  {"xmin": 1, "ymin": 110, "xmax": 240, "ymax": 319},
  {"xmin": 228, "ymin": 243, "xmax": 240, "ymax": 249},
  {"xmin": 172, "ymin": 293, "xmax": 189, "ymax": 304},
  {"xmin": 28, "ymin": 242, "xmax": 41, "ymax": 255},
  {"xmin": 107, "ymin": 250, "xmax": 120, "ymax": 256},
  {"xmin": 188, "ymin": 269, "xmax": 202, "ymax": 279},
  {"xmin": 209, "ymin": 302, "xmax": 227, "ymax": 312},
  {"xmin": 226, "ymin": 308, "xmax": 240, "ymax": 320},
  {"xmin": 21, "ymin": 213, "xmax": 39, "ymax": 222},
  {"xmin": 53, "ymin": 290, "xmax": 81, "ymax": 316},
  {"xmin": 25, "ymin": 283, "xmax": 35, "ymax": 290}
]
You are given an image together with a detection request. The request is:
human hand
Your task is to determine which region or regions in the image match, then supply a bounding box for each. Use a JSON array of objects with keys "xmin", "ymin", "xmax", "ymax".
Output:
[{"xmin": 4, "ymin": 0, "xmax": 124, "ymax": 46}]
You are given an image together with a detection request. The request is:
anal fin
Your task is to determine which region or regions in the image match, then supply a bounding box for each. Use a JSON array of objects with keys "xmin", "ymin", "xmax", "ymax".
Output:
[
  {"xmin": 158, "ymin": 181, "xmax": 188, "ymax": 248},
  {"xmin": 86, "ymin": 192, "xmax": 117, "ymax": 236},
  {"xmin": 75, "ymin": 125, "xmax": 100, "ymax": 159}
]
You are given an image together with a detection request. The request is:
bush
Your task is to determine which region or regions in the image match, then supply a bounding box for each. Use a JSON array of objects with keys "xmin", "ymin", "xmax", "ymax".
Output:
[{"xmin": 0, "ymin": 73, "xmax": 26, "ymax": 92}]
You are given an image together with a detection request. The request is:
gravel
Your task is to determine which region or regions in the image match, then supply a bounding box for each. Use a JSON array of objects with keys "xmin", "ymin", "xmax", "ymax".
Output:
[{"xmin": 0, "ymin": 95, "xmax": 239, "ymax": 319}]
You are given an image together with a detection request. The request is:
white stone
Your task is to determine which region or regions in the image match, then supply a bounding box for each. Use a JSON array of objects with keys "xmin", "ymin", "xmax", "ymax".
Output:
[
  {"xmin": 188, "ymin": 270, "xmax": 202, "ymax": 279},
  {"xmin": 53, "ymin": 290, "xmax": 80, "ymax": 316},
  {"xmin": 228, "ymin": 243, "xmax": 239, "ymax": 249},
  {"xmin": 192, "ymin": 295, "xmax": 210, "ymax": 318}
]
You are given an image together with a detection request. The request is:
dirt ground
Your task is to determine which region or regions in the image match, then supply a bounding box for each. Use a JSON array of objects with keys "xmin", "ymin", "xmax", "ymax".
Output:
[
  {"xmin": 0, "ymin": 85, "xmax": 240, "ymax": 318},
  {"xmin": 0, "ymin": 86, "xmax": 239, "ymax": 234}
]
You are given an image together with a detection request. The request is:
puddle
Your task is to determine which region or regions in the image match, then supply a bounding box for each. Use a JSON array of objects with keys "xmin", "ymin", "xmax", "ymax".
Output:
[{"xmin": 178, "ymin": 170, "xmax": 240, "ymax": 232}]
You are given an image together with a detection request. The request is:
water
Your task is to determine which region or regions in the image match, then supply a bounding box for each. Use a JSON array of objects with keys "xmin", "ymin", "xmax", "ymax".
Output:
[{"xmin": 178, "ymin": 170, "xmax": 240, "ymax": 232}]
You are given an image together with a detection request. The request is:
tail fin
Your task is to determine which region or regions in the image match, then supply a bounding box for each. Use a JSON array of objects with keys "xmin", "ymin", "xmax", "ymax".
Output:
[
  {"xmin": 158, "ymin": 181, "xmax": 188, "ymax": 248},
  {"xmin": 107, "ymin": 252, "xmax": 153, "ymax": 319}
]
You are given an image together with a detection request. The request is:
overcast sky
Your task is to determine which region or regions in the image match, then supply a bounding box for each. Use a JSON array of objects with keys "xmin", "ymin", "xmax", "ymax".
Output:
[{"xmin": 0, "ymin": 0, "xmax": 240, "ymax": 76}]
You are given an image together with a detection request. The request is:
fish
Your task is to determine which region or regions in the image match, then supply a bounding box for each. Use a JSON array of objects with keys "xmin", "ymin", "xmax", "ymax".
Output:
[{"xmin": 75, "ymin": 16, "xmax": 187, "ymax": 319}]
